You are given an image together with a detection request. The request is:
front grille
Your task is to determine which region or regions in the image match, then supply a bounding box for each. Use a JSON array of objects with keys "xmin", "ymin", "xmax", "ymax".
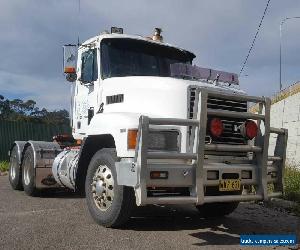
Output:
[
  {"xmin": 207, "ymin": 97, "xmax": 247, "ymax": 145},
  {"xmin": 188, "ymin": 87, "xmax": 248, "ymax": 156}
]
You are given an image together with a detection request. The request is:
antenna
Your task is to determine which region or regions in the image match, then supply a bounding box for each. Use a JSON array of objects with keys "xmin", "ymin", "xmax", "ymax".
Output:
[{"xmin": 77, "ymin": 0, "xmax": 81, "ymax": 46}]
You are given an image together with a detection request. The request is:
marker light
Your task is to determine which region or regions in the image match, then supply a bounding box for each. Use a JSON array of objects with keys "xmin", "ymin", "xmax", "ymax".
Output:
[
  {"xmin": 127, "ymin": 129, "xmax": 138, "ymax": 150},
  {"xmin": 150, "ymin": 171, "xmax": 168, "ymax": 179},
  {"xmin": 111, "ymin": 27, "xmax": 123, "ymax": 34},
  {"xmin": 209, "ymin": 118, "xmax": 223, "ymax": 137},
  {"xmin": 241, "ymin": 120, "xmax": 258, "ymax": 140},
  {"xmin": 64, "ymin": 67, "xmax": 76, "ymax": 73}
]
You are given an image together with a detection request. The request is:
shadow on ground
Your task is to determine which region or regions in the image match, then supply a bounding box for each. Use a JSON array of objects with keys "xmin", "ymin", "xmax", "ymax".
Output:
[
  {"xmin": 123, "ymin": 204, "xmax": 299, "ymax": 246},
  {"xmin": 18, "ymin": 187, "xmax": 299, "ymax": 247},
  {"xmin": 123, "ymin": 205, "xmax": 240, "ymax": 245},
  {"xmin": 38, "ymin": 188, "xmax": 84, "ymax": 199}
]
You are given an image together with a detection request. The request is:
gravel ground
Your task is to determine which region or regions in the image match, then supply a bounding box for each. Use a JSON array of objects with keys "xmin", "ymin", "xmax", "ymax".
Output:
[{"xmin": 0, "ymin": 176, "xmax": 299, "ymax": 250}]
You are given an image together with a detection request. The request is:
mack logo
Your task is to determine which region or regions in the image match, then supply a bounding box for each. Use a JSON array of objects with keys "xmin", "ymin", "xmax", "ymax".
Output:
[{"xmin": 233, "ymin": 124, "xmax": 239, "ymax": 132}]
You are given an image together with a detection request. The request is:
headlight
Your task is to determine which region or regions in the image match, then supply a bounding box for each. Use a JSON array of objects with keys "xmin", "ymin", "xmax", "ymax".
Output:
[
  {"xmin": 127, "ymin": 129, "xmax": 179, "ymax": 152},
  {"xmin": 148, "ymin": 130, "xmax": 179, "ymax": 152}
]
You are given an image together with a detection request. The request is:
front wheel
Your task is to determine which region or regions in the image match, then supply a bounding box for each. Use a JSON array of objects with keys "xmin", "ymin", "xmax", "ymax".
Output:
[{"xmin": 85, "ymin": 148, "xmax": 135, "ymax": 228}]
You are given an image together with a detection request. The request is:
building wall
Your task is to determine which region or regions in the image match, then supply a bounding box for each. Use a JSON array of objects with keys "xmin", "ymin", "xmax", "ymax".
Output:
[{"xmin": 269, "ymin": 91, "xmax": 300, "ymax": 165}]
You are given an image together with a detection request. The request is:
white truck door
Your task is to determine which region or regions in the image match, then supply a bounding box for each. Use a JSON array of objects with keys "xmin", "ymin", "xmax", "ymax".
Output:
[{"xmin": 73, "ymin": 48, "xmax": 99, "ymax": 138}]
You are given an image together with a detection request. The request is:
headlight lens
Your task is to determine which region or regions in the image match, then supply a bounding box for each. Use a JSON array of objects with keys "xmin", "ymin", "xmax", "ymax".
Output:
[
  {"xmin": 127, "ymin": 129, "xmax": 179, "ymax": 152},
  {"xmin": 148, "ymin": 130, "xmax": 179, "ymax": 151}
]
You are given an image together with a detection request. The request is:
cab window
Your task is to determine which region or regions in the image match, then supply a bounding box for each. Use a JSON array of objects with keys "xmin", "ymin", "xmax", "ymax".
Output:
[
  {"xmin": 101, "ymin": 38, "xmax": 194, "ymax": 79},
  {"xmin": 81, "ymin": 49, "xmax": 98, "ymax": 82}
]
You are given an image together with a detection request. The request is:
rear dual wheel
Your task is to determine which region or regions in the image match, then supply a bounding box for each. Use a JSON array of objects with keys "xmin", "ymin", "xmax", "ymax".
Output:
[
  {"xmin": 9, "ymin": 145, "xmax": 39, "ymax": 196},
  {"xmin": 21, "ymin": 146, "xmax": 39, "ymax": 196},
  {"xmin": 8, "ymin": 145, "xmax": 23, "ymax": 190}
]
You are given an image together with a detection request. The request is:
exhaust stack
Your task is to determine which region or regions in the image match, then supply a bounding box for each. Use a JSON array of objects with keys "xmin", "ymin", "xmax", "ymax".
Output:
[{"xmin": 152, "ymin": 28, "xmax": 163, "ymax": 42}]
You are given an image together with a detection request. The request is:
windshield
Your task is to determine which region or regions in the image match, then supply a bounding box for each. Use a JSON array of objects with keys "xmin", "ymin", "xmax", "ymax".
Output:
[{"xmin": 101, "ymin": 38, "xmax": 194, "ymax": 79}]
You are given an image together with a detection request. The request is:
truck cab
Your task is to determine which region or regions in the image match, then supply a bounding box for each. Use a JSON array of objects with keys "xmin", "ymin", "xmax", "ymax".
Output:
[
  {"xmin": 8, "ymin": 28, "xmax": 288, "ymax": 228},
  {"xmin": 72, "ymin": 32, "xmax": 195, "ymax": 148}
]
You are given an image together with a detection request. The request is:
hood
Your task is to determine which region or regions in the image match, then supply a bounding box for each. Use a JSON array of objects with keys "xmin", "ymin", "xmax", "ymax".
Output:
[{"xmin": 102, "ymin": 76, "xmax": 245, "ymax": 119}]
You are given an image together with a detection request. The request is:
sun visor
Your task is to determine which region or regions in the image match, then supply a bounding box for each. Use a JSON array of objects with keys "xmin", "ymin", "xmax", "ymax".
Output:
[{"xmin": 170, "ymin": 63, "xmax": 239, "ymax": 85}]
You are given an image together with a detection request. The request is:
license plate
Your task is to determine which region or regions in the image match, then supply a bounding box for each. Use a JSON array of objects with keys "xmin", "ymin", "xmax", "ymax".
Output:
[{"xmin": 219, "ymin": 179, "xmax": 241, "ymax": 191}]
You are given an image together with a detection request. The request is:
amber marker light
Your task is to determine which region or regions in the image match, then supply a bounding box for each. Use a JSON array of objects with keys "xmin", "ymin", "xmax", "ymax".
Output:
[
  {"xmin": 64, "ymin": 67, "xmax": 76, "ymax": 73},
  {"xmin": 127, "ymin": 129, "xmax": 138, "ymax": 149}
]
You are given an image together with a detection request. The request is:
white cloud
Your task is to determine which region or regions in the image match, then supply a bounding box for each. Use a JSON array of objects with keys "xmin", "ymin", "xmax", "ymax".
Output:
[
  {"xmin": 0, "ymin": 70, "xmax": 70, "ymax": 110},
  {"xmin": 0, "ymin": 0, "xmax": 300, "ymax": 109}
]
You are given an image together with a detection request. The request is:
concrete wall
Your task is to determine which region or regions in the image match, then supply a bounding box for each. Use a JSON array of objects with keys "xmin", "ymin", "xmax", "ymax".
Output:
[{"xmin": 269, "ymin": 91, "xmax": 300, "ymax": 165}]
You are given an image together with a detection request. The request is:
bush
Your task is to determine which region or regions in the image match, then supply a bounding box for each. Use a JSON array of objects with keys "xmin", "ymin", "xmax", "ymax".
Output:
[
  {"xmin": 284, "ymin": 165, "xmax": 300, "ymax": 201},
  {"xmin": 0, "ymin": 161, "xmax": 9, "ymax": 172}
]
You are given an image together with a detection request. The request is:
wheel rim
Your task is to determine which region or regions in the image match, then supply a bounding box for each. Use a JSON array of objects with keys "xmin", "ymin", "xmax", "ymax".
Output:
[
  {"xmin": 23, "ymin": 155, "xmax": 33, "ymax": 186},
  {"xmin": 91, "ymin": 165, "xmax": 114, "ymax": 211},
  {"xmin": 9, "ymin": 151, "xmax": 18, "ymax": 180}
]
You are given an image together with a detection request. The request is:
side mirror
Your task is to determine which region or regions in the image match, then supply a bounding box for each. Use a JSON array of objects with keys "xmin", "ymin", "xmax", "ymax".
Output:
[{"xmin": 63, "ymin": 44, "xmax": 77, "ymax": 82}]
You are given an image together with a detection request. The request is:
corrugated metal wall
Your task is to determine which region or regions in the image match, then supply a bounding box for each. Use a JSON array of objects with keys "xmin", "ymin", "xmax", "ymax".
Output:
[{"xmin": 0, "ymin": 120, "xmax": 71, "ymax": 161}]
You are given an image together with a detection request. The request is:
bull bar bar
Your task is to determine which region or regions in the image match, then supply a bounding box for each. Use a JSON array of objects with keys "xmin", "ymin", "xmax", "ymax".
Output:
[{"xmin": 116, "ymin": 89, "xmax": 288, "ymax": 206}]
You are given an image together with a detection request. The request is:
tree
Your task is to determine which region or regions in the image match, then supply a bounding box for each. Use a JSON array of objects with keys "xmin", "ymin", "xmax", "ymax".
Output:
[
  {"xmin": 0, "ymin": 95, "xmax": 69, "ymax": 125},
  {"xmin": 0, "ymin": 95, "xmax": 11, "ymax": 120}
]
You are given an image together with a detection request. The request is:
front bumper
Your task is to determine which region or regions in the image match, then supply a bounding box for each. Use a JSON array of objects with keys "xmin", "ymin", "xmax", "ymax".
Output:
[{"xmin": 116, "ymin": 89, "xmax": 288, "ymax": 206}]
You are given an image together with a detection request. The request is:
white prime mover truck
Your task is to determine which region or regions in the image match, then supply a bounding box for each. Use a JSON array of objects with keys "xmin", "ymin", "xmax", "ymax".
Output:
[{"xmin": 8, "ymin": 28, "xmax": 288, "ymax": 227}]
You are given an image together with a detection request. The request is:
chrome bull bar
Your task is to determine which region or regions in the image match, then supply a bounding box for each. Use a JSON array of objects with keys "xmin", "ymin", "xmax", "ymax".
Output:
[{"xmin": 116, "ymin": 89, "xmax": 288, "ymax": 206}]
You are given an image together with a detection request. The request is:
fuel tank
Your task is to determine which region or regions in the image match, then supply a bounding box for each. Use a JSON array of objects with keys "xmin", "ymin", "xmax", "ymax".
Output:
[{"xmin": 52, "ymin": 148, "xmax": 80, "ymax": 190}]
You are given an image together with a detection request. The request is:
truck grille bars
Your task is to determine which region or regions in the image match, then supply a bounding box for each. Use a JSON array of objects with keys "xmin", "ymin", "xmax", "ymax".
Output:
[
  {"xmin": 189, "ymin": 87, "xmax": 248, "ymax": 150},
  {"xmin": 132, "ymin": 88, "xmax": 288, "ymax": 206}
]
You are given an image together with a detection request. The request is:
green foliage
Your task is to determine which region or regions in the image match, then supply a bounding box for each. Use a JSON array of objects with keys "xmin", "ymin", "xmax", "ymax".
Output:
[
  {"xmin": 0, "ymin": 161, "xmax": 9, "ymax": 172},
  {"xmin": 284, "ymin": 166, "xmax": 300, "ymax": 201},
  {"xmin": 0, "ymin": 95, "xmax": 69, "ymax": 125}
]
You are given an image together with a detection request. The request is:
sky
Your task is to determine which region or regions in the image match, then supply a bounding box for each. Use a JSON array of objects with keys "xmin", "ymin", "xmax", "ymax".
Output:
[{"xmin": 0, "ymin": 0, "xmax": 300, "ymax": 111}]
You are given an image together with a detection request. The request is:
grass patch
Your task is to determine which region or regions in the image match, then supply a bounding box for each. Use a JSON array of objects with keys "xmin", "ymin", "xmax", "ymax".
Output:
[
  {"xmin": 284, "ymin": 166, "xmax": 300, "ymax": 202},
  {"xmin": 0, "ymin": 161, "xmax": 9, "ymax": 172},
  {"xmin": 282, "ymin": 165, "xmax": 300, "ymax": 216}
]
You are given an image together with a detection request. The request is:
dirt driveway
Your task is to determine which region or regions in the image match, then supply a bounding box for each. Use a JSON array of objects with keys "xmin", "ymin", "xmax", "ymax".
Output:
[{"xmin": 0, "ymin": 176, "xmax": 299, "ymax": 249}]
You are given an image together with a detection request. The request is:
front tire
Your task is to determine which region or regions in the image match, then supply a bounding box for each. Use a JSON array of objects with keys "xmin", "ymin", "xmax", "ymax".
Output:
[
  {"xmin": 8, "ymin": 145, "xmax": 23, "ymax": 190},
  {"xmin": 22, "ymin": 146, "xmax": 39, "ymax": 196},
  {"xmin": 85, "ymin": 148, "xmax": 135, "ymax": 228}
]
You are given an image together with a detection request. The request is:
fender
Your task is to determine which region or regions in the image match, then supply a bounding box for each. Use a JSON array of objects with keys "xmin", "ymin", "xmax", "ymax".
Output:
[
  {"xmin": 22, "ymin": 141, "xmax": 61, "ymax": 188},
  {"xmin": 87, "ymin": 112, "xmax": 141, "ymax": 158},
  {"xmin": 23, "ymin": 141, "xmax": 61, "ymax": 168}
]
